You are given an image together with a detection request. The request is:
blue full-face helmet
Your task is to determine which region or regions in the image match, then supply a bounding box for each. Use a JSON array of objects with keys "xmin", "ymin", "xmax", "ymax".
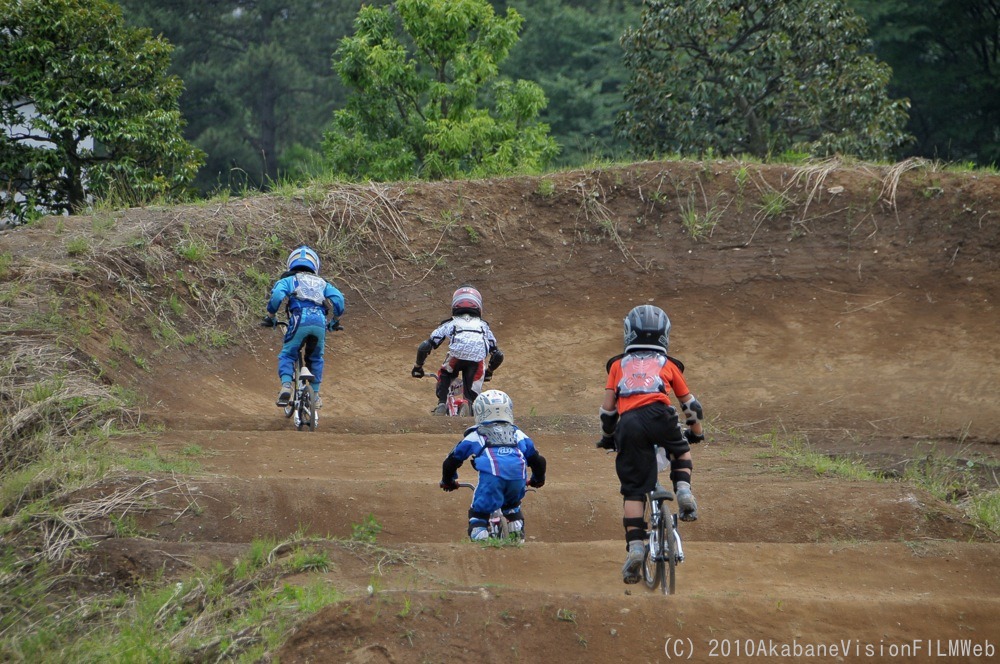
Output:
[{"xmin": 287, "ymin": 246, "xmax": 320, "ymax": 273}]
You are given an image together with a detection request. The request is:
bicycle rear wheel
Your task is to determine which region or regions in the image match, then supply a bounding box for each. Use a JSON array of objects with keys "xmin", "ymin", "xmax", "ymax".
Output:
[
  {"xmin": 643, "ymin": 504, "xmax": 665, "ymax": 591},
  {"xmin": 297, "ymin": 382, "xmax": 317, "ymax": 431},
  {"xmin": 665, "ymin": 513, "xmax": 678, "ymax": 595}
]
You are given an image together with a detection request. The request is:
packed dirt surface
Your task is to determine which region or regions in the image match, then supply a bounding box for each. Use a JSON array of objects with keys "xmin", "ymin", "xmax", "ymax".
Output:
[{"xmin": 5, "ymin": 159, "xmax": 1000, "ymax": 661}]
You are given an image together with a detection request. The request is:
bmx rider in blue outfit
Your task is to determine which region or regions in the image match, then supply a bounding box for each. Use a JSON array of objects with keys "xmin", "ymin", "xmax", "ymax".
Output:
[
  {"xmin": 262, "ymin": 246, "xmax": 345, "ymax": 410},
  {"xmin": 440, "ymin": 390, "xmax": 546, "ymax": 540}
]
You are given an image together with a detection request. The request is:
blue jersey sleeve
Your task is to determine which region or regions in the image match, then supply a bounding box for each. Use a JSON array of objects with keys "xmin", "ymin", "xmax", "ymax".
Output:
[
  {"xmin": 266, "ymin": 276, "xmax": 296, "ymax": 315},
  {"xmin": 451, "ymin": 434, "xmax": 484, "ymax": 461},
  {"xmin": 324, "ymin": 282, "xmax": 346, "ymax": 317},
  {"xmin": 517, "ymin": 433, "xmax": 538, "ymax": 458}
]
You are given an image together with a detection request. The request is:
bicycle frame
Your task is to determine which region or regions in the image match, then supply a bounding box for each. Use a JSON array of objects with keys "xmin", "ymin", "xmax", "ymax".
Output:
[
  {"xmin": 643, "ymin": 449, "xmax": 684, "ymax": 595},
  {"xmin": 275, "ymin": 321, "xmax": 319, "ymax": 432},
  {"xmin": 288, "ymin": 350, "xmax": 318, "ymax": 431},
  {"xmin": 445, "ymin": 374, "xmax": 471, "ymax": 416}
]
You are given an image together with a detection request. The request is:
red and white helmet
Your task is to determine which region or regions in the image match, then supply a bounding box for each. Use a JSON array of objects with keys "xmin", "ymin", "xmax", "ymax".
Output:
[{"xmin": 451, "ymin": 286, "xmax": 483, "ymax": 316}]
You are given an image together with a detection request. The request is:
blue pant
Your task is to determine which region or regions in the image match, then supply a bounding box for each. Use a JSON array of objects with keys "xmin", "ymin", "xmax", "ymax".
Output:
[
  {"xmin": 469, "ymin": 473, "xmax": 526, "ymax": 529},
  {"xmin": 278, "ymin": 322, "xmax": 326, "ymax": 390}
]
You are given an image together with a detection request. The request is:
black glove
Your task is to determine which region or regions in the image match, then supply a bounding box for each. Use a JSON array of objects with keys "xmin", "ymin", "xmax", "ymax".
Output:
[
  {"xmin": 527, "ymin": 476, "xmax": 544, "ymax": 489},
  {"xmin": 326, "ymin": 319, "xmax": 343, "ymax": 332},
  {"xmin": 684, "ymin": 429, "xmax": 706, "ymax": 445},
  {"xmin": 439, "ymin": 479, "xmax": 459, "ymax": 492},
  {"xmin": 483, "ymin": 369, "xmax": 493, "ymax": 382},
  {"xmin": 261, "ymin": 315, "xmax": 277, "ymax": 328},
  {"xmin": 411, "ymin": 365, "xmax": 425, "ymax": 378},
  {"xmin": 596, "ymin": 435, "xmax": 617, "ymax": 451}
]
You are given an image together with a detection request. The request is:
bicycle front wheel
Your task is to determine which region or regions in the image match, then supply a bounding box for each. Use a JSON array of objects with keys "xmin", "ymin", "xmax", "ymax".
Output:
[{"xmin": 489, "ymin": 512, "xmax": 510, "ymax": 539}]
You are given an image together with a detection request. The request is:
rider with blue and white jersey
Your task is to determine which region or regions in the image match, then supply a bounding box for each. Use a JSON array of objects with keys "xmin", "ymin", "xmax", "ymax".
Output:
[
  {"xmin": 440, "ymin": 391, "xmax": 546, "ymax": 541},
  {"xmin": 264, "ymin": 246, "xmax": 345, "ymax": 409},
  {"xmin": 452, "ymin": 422, "xmax": 539, "ymax": 480}
]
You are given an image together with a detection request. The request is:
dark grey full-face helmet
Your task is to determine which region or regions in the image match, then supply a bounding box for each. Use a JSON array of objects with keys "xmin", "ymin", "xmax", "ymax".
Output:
[{"xmin": 623, "ymin": 305, "xmax": 671, "ymax": 353}]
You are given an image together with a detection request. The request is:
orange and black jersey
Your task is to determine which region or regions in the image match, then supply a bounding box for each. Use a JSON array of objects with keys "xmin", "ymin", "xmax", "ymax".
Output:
[{"xmin": 605, "ymin": 351, "xmax": 691, "ymax": 414}]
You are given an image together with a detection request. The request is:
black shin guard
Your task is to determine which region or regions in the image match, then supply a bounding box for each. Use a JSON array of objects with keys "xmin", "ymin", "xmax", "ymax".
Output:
[
  {"xmin": 467, "ymin": 509, "xmax": 490, "ymax": 535},
  {"xmin": 623, "ymin": 517, "xmax": 647, "ymax": 544},
  {"xmin": 670, "ymin": 458, "xmax": 693, "ymax": 487}
]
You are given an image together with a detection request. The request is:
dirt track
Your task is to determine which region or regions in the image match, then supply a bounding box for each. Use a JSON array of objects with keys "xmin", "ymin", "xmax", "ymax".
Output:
[{"xmin": 7, "ymin": 160, "xmax": 1000, "ymax": 662}]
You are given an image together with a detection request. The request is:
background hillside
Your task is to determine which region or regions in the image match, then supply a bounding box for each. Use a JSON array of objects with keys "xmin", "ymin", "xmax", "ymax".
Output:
[{"xmin": 1, "ymin": 158, "xmax": 999, "ymax": 661}]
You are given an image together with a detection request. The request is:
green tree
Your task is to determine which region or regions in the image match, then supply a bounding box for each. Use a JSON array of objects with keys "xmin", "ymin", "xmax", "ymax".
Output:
[
  {"xmin": 324, "ymin": 0, "xmax": 559, "ymax": 181},
  {"xmin": 850, "ymin": 0, "xmax": 1000, "ymax": 166},
  {"xmin": 0, "ymin": 0, "xmax": 203, "ymax": 221},
  {"xmin": 499, "ymin": 0, "xmax": 640, "ymax": 165},
  {"xmin": 619, "ymin": 0, "xmax": 911, "ymax": 160},
  {"xmin": 117, "ymin": 0, "xmax": 372, "ymax": 193}
]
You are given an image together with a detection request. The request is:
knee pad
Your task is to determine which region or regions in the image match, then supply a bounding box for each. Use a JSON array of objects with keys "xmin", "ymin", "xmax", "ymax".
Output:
[
  {"xmin": 623, "ymin": 517, "xmax": 647, "ymax": 532},
  {"xmin": 502, "ymin": 508, "xmax": 524, "ymax": 522},
  {"xmin": 625, "ymin": 527, "xmax": 647, "ymax": 544}
]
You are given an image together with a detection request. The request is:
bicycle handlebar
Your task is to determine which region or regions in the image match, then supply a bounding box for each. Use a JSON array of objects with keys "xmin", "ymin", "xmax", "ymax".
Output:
[
  {"xmin": 263, "ymin": 317, "xmax": 342, "ymax": 332},
  {"xmin": 453, "ymin": 481, "xmax": 536, "ymax": 493}
]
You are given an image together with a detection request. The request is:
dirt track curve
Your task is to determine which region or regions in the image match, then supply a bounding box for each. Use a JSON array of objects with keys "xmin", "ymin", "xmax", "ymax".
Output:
[{"xmin": 7, "ymin": 161, "xmax": 1000, "ymax": 662}]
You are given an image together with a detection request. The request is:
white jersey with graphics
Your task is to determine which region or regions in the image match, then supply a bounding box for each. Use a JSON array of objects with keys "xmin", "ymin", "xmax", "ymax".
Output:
[
  {"xmin": 429, "ymin": 315, "xmax": 496, "ymax": 362},
  {"xmin": 292, "ymin": 273, "xmax": 328, "ymax": 306}
]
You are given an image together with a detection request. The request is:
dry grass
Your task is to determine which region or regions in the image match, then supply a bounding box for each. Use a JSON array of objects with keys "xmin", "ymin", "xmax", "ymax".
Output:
[
  {"xmin": 0, "ymin": 338, "xmax": 139, "ymax": 477},
  {"xmin": 879, "ymin": 157, "xmax": 931, "ymax": 211},
  {"xmin": 25, "ymin": 478, "xmax": 164, "ymax": 561},
  {"xmin": 571, "ymin": 173, "xmax": 649, "ymax": 271}
]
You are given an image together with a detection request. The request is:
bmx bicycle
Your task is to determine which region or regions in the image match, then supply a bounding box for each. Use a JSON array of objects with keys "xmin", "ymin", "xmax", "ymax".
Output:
[
  {"xmin": 443, "ymin": 373, "xmax": 473, "ymax": 416},
  {"xmin": 643, "ymin": 447, "xmax": 685, "ymax": 594},
  {"xmin": 454, "ymin": 481, "xmax": 535, "ymax": 541},
  {"xmin": 264, "ymin": 318, "xmax": 341, "ymax": 432},
  {"xmin": 416, "ymin": 368, "xmax": 493, "ymax": 417}
]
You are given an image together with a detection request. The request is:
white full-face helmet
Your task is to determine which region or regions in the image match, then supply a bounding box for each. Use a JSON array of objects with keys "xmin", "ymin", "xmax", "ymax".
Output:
[{"xmin": 473, "ymin": 389, "xmax": 514, "ymax": 425}]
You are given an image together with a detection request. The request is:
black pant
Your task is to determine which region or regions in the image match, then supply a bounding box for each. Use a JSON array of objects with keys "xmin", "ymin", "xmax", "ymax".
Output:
[
  {"xmin": 436, "ymin": 358, "xmax": 481, "ymax": 402},
  {"xmin": 615, "ymin": 402, "xmax": 689, "ymax": 499}
]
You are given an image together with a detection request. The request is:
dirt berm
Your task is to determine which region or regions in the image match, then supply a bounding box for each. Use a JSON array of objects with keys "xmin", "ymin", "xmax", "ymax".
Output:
[{"xmin": 2, "ymin": 158, "xmax": 998, "ymax": 662}]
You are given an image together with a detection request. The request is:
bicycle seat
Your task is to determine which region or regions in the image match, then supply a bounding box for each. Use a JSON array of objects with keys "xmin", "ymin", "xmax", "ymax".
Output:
[{"xmin": 651, "ymin": 483, "xmax": 674, "ymax": 502}]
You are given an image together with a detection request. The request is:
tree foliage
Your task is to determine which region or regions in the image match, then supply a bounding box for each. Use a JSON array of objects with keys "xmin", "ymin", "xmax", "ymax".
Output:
[
  {"xmin": 850, "ymin": 0, "xmax": 1000, "ymax": 166},
  {"xmin": 619, "ymin": 0, "xmax": 912, "ymax": 160},
  {"xmin": 324, "ymin": 0, "xmax": 559, "ymax": 181},
  {"xmin": 0, "ymin": 0, "xmax": 203, "ymax": 221},
  {"xmin": 498, "ymin": 0, "xmax": 639, "ymax": 165},
  {"xmin": 117, "ymin": 0, "xmax": 369, "ymax": 193}
]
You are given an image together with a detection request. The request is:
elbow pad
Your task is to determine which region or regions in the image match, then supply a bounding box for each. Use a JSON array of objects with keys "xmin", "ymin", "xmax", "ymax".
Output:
[
  {"xmin": 416, "ymin": 339, "xmax": 434, "ymax": 366},
  {"xmin": 682, "ymin": 397, "xmax": 703, "ymax": 426},
  {"xmin": 441, "ymin": 454, "xmax": 463, "ymax": 482},
  {"xmin": 487, "ymin": 348, "xmax": 504, "ymax": 372},
  {"xmin": 527, "ymin": 453, "xmax": 547, "ymax": 480},
  {"xmin": 599, "ymin": 407, "xmax": 619, "ymax": 436}
]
